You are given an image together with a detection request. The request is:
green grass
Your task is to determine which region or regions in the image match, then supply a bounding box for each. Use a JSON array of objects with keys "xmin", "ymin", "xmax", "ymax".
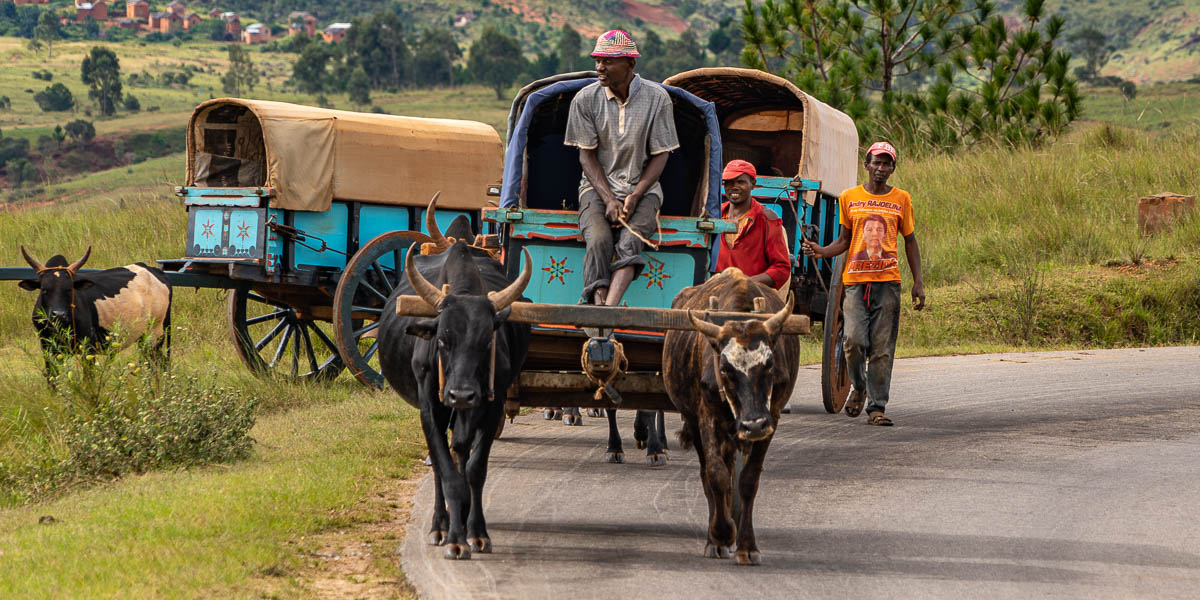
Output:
[
  {"xmin": 1081, "ymin": 82, "xmax": 1200, "ymax": 131},
  {"xmin": 0, "ymin": 389, "xmax": 424, "ymax": 599}
]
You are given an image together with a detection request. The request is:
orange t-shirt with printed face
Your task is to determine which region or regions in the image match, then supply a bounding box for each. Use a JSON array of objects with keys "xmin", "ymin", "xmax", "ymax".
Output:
[{"xmin": 838, "ymin": 185, "xmax": 915, "ymax": 284}]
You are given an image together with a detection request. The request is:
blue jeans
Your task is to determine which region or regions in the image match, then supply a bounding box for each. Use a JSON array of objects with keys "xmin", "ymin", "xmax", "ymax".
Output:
[{"xmin": 842, "ymin": 282, "xmax": 901, "ymax": 413}]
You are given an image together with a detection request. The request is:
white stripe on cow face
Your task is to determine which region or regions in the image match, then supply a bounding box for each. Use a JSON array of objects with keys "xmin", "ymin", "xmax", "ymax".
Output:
[{"xmin": 721, "ymin": 339, "xmax": 770, "ymax": 376}]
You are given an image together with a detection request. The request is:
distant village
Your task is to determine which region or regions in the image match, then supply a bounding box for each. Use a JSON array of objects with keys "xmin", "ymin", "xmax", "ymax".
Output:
[{"xmin": 10, "ymin": 0, "xmax": 352, "ymax": 44}]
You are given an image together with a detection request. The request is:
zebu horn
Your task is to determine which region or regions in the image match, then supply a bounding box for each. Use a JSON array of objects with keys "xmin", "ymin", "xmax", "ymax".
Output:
[
  {"xmin": 687, "ymin": 309, "xmax": 723, "ymax": 339},
  {"xmin": 67, "ymin": 246, "xmax": 91, "ymax": 274},
  {"xmin": 425, "ymin": 191, "xmax": 447, "ymax": 248},
  {"xmin": 405, "ymin": 243, "xmax": 446, "ymax": 310},
  {"xmin": 762, "ymin": 293, "xmax": 795, "ymax": 336},
  {"xmin": 487, "ymin": 248, "xmax": 532, "ymax": 311},
  {"xmin": 20, "ymin": 246, "xmax": 45, "ymax": 273}
]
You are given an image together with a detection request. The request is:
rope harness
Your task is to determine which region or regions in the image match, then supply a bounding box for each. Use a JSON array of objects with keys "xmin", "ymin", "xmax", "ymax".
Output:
[
  {"xmin": 615, "ymin": 212, "xmax": 664, "ymax": 251},
  {"xmin": 710, "ymin": 351, "xmax": 741, "ymax": 421},
  {"xmin": 580, "ymin": 336, "xmax": 628, "ymax": 404}
]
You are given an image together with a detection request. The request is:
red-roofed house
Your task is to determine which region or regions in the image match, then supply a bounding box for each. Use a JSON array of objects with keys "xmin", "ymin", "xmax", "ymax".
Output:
[
  {"xmin": 75, "ymin": 0, "xmax": 108, "ymax": 23},
  {"xmin": 167, "ymin": 1, "xmax": 186, "ymax": 16},
  {"xmin": 13, "ymin": 0, "xmax": 51, "ymax": 5},
  {"xmin": 126, "ymin": 0, "xmax": 149, "ymax": 22},
  {"xmin": 242, "ymin": 23, "xmax": 271, "ymax": 44},
  {"xmin": 221, "ymin": 12, "xmax": 241, "ymax": 39},
  {"xmin": 323, "ymin": 22, "xmax": 351, "ymax": 43},
  {"xmin": 182, "ymin": 13, "xmax": 202, "ymax": 29}
]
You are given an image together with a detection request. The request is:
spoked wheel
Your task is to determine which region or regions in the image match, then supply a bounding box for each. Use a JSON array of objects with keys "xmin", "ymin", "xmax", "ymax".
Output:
[
  {"xmin": 821, "ymin": 255, "xmax": 851, "ymax": 413},
  {"xmin": 228, "ymin": 287, "xmax": 344, "ymax": 382},
  {"xmin": 334, "ymin": 231, "xmax": 432, "ymax": 388}
]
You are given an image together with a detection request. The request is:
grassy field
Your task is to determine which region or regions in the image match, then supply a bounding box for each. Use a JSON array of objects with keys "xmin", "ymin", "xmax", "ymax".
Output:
[{"xmin": 1082, "ymin": 82, "xmax": 1200, "ymax": 131}]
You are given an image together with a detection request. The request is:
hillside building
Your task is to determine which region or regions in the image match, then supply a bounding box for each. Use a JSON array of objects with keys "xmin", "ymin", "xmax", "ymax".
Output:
[
  {"xmin": 13, "ymin": 0, "xmax": 50, "ymax": 5},
  {"xmin": 242, "ymin": 23, "xmax": 270, "ymax": 44},
  {"xmin": 323, "ymin": 22, "xmax": 351, "ymax": 43},
  {"xmin": 126, "ymin": 0, "xmax": 149, "ymax": 22},
  {"xmin": 288, "ymin": 11, "xmax": 317, "ymax": 37},
  {"xmin": 151, "ymin": 11, "xmax": 182, "ymax": 33},
  {"xmin": 167, "ymin": 1, "xmax": 186, "ymax": 16},
  {"xmin": 75, "ymin": 0, "xmax": 107, "ymax": 23},
  {"xmin": 221, "ymin": 12, "xmax": 242, "ymax": 39},
  {"xmin": 183, "ymin": 13, "xmax": 202, "ymax": 29}
]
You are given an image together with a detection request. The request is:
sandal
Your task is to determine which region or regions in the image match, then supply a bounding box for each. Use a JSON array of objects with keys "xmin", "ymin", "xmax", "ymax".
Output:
[
  {"xmin": 844, "ymin": 387, "xmax": 865, "ymax": 418},
  {"xmin": 867, "ymin": 411, "xmax": 893, "ymax": 426}
]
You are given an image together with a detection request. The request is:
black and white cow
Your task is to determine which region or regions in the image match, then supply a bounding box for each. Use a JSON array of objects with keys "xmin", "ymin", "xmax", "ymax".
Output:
[
  {"xmin": 18, "ymin": 247, "xmax": 172, "ymax": 374},
  {"xmin": 377, "ymin": 227, "xmax": 532, "ymax": 560}
]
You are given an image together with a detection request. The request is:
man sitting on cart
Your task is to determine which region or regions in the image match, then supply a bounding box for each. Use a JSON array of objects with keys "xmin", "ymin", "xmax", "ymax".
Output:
[
  {"xmin": 564, "ymin": 29, "xmax": 679, "ymax": 307},
  {"xmin": 715, "ymin": 159, "xmax": 791, "ymax": 291}
]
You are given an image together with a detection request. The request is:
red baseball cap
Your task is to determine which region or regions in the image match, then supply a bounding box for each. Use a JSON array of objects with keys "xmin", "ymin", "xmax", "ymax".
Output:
[
  {"xmin": 721, "ymin": 159, "xmax": 757, "ymax": 181},
  {"xmin": 867, "ymin": 141, "xmax": 897, "ymax": 161}
]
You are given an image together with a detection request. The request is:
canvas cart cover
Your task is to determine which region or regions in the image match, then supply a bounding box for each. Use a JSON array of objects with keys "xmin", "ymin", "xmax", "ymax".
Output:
[
  {"xmin": 186, "ymin": 99, "xmax": 503, "ymax": 212},
  {"xmin": 500, "ymin": 75, "xmax": 723, "ymax": 218},
  {"xmin": 663, "ymin": 68, "xmax": 859, "ymax": 197}
]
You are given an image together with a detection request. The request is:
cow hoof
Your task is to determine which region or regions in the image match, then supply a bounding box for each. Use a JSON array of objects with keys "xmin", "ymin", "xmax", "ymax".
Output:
[
  {"xmin": 735, "ymin": 550, "xmax": 761, "ymax": 566},
  {"xmin": 647, "ymin": 453, "xmax": 668, "ymax": 467},
  {"xmin": 428, "ymin": 530, "xmax": 446, "ymax": 546},
  {"xmin": 636, "ymin": 439, "xmax": 647, "ymax": 450},
  {"xmin": 443, "ymin": 543, "xmax": 472, "ymax": 560},
  {"xmin": 704, "ymin": 543, "xmax": 731, "ymax": 559},
  {"xmin": 604, "ymin": 451, "xmax": 624, "ymax": 464},
  {"xmin": 423, "ymin": 455, "xmax": 432, "ymax": 467},
  {"xmin": 468, "ymin": 537, "xmax": 492, "ymax": 553},
  {"xmin": 564, "ymin": 413, "xmax": 583, "ymax": 426},
  {"xmin": 585, "ymin": 408, "xmax": 604, "ymax": 418}
]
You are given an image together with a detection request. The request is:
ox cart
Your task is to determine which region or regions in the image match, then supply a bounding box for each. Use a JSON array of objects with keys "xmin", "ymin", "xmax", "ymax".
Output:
[{"xmin": 385, "ymin": 68, "xmax": 857, "ymax": 416}]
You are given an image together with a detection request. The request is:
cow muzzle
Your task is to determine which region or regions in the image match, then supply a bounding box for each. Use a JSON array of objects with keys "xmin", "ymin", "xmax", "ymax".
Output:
[
  {"xmin": 737, "ymin": 416, "xmax": 774, "ymax": 442},
  {"xmin": 443, "ymin": 387, "xmax": 480, "ymax": 409}
]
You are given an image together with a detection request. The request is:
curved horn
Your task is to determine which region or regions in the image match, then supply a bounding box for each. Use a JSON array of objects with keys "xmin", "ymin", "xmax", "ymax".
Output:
[
  {"xmin": 762, "ymin": 292, "xmax": 795, "ymax": 336},
  {"xmin": 67, "ymin": 246, "xmax": 91, "ymax": 274},
  {"xmin": 404, "ymin": 243, "xmax": 446, "ymax": 309},
  {"xmin": 687, "ymin": 309, "xmax": 723, "ymax": 339},
  {"xmin": 487, "ymin": 248, "xmax": 532, "ymax": 311},
  {"xmin": 425, "ymin": 192, "xmax": 446, "ymax": 247},
  {"xmin": 20, "ymin": 246, "xmax": 45, "ymax": 272}
]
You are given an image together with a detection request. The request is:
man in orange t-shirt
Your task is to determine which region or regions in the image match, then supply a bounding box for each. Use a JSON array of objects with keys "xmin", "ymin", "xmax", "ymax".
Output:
[{"xmin": 802, "ymin": 142, "xmax": 925, "ymax": 426}]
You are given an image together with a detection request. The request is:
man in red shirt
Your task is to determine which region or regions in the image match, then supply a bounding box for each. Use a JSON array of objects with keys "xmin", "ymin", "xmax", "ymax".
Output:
[{"xmin": 715, "ymin": 159, "xmax": 791, "ymax": 290}]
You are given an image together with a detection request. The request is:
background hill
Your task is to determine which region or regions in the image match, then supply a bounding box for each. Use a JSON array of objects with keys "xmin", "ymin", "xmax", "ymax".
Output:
[{"xmin": 176, "ymin": 0, "xmax": 1199, "ymax": 84}]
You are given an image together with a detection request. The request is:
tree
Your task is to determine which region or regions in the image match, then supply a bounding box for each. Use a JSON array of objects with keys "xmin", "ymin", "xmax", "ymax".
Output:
[
  {"xmin": 558, "ymin": 25, "xmax": 583, "ymax": 72},
  {"xmin": 9, "ymin": 157, "xmax": 38, "ymax": 187},
  {"xmin": 34, "ymin": 10, "xmax": 59, "ymax": 58},
  {"xmin": 52, "ymin": 124, "xmax": 66, "ymax": 147},
  {"xmin": 81, "ymin": 46, "xmax": 122, "ymax": 116},
  {"xmin": 0, "ymin": 134, "xmax": 31, "ymax": 168},
  {"xmin": 413, "ymin": 27, "xmax": 461, "ymax": 87},
  {"xmin": 64, "ymin": 119, "xmax": 96, "ymax": 148},
  {"xmin": 1067, "ymin": 26, "xmax": 1111, "ymax": 82},
  {"xmin": 291, "ymin": 42, "xmax": 332, "ymax": 94},
  {"xmin": 123, "ymin": 94, "xmax": 140, "ymax": 111},
  {"xmin": 33, "ymin": 82, "xmax": 74, "ymax": 111},
  {"xmin": 742, "ymin": 0, "xmax": 1080, "ymax": 149},
  {"xmin": 347, "ymin": 66, "xmax": 371, "ymax": 107},
  {"xmin": 345, "ymin": 11, "xmax": 409, "ymax": 89},
  {"xmin": 468, "ymin": 26, "xmax": 526, "ymax": 100},
  {"xmin": 222, "ymin": 44, "xmax": 259, "ymax": 97},
  {"xmin": 0, "ymin": 95, "xmax": 11, "ymax": 110}
]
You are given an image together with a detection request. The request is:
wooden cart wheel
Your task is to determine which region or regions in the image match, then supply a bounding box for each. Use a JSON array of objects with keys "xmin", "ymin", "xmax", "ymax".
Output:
[
  {"xmin": 334, "ymin": 231, "xmax": 432, "ymax": 389},
  {"xmin": 821, "ymin": 255, "xmax": 851, "ymax": 413},
  {"xmin": 227, "ymin": 287, "xmax": 344, "ymax": 382}
]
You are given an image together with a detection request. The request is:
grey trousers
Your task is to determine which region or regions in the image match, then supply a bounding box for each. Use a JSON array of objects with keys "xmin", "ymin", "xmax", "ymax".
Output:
[
  {"xmin": 578, "ymin": 189, "xmax": 661, "ymax": 303},
  {"xmin": 842, "ymin": 281, "xmax": 901, "ymax": 413}
]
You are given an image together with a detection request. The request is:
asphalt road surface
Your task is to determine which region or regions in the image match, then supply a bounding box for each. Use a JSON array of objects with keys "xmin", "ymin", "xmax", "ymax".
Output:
[{"xmin": 401, "ymin": 347, "xmax": 1200, "ymax": 599}]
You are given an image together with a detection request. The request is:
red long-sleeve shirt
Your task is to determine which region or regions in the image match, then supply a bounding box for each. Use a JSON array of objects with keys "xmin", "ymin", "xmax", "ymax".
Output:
[{"xmin": 716, "ymin": 199, "xmax": 791, "ymax": 289}]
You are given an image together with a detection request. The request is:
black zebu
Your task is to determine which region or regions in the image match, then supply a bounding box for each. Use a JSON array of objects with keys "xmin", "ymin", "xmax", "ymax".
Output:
[
  {"xmin": 17, "ymin": 247, "xmax": 172, "ymax": 373},
  {"xmin": 663, "ymin": 269, "xmax": 800, "ymax": 565},
  {"xmin": 377, "ymin": 236, "xmax": 532, "ymax": 560}
]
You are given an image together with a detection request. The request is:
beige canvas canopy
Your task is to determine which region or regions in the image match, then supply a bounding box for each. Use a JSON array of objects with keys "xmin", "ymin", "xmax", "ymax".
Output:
[
  {"xmin": 663, "ymin": 68, "xmax": 860, "ymax": 197},
  {"xmin": 186, "ymin": 98, "xmax": 503, "ymax": 212}
]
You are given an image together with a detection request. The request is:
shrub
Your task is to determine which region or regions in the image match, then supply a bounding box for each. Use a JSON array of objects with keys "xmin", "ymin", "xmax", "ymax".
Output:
[
  {"xmin": 64, "ymin": 119, "xmax": 95, "ymax": 147},
  {"xmin": 31, "ymin": 69, "xmax": 52, "ymax": 81},
  {"xmin": 33, "ymin": 82, "xmax": 74, "ymax": 111},
  {"xmin": 123, "ymin": 94, "xmax": 140, "ymax": 111},
  {"xmin": 0, "ymin": 95, "xmax": 10, "ymax": 110}
]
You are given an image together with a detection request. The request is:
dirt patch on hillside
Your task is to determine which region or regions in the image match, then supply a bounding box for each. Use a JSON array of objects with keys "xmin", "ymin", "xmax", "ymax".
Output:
[{"xmin": 623, "ymin": 0, "xmax": 689, "ymax": 33}]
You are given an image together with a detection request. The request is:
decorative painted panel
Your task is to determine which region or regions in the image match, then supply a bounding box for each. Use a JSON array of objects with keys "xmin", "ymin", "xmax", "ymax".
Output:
[
  {"xmin": 517, "ymin": 243, "xmax": 699, "ymax": 310},
  {"xmin": 186, "ymin": 207, "xmax": 266, "ymax": 261}
]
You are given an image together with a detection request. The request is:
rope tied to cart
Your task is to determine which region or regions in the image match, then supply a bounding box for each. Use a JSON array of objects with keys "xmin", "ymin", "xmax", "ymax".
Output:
[{"xmin": 580, "ymin": 336, "xmax": 628, "ymax": 405}]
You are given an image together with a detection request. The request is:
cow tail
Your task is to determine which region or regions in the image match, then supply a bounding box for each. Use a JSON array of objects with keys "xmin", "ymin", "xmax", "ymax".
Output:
[
  {"xmin": 677, "ymin": 427, "xmax": 693, "ymax": 451},
  {"xmin": 162, "ymin": 287, "xmax": 173, "ymax": 361}
]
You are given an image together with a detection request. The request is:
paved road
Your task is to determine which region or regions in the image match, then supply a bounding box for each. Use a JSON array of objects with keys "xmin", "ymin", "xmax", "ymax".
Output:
[{"xmin": 401, "ymin": 347, "xmax": 1200, "ymax": 599}]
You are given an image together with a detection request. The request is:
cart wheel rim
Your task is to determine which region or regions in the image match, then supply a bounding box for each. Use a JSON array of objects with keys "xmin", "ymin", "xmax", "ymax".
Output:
[
  {"xmin": 334, "ymin": 231, "xmax": 432, "ymax": 389},
  {"xmin": 227, "ymin": 287, "xmax": 344, "ymax": 382},
  {"xmin": 821, "ymin": 256, "xmax": 851, "ymax": 413}
]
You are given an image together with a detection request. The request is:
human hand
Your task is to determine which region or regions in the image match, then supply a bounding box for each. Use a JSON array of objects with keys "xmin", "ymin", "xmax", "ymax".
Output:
[
  {"xmin": 801, "ymin": 239, "xmax": 822, "ymax": 259},
  {"xmin": 622, "ymin": 193, "xmax": 642, "ymax": 220},
  {"xmin": 911, "ymin": 281, "xmax": 926, "ymax": 311},
  {"xmin": 604, "ymin": 198, "xmax": 624, "ymax": 223}
]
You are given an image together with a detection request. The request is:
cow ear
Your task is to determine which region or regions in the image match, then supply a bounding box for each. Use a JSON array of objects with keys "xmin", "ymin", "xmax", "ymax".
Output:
[
  {"xmin": 405, "ymin": 318, "xmax": 438, "ymax": 340},
  {"xmin": 18, "ymin": 279, "xmax": 39, "ymax": 291},
  {"xmin": 493, "ymin": 306, "xmax": 513, "ymax": 328},
  {"xmin": 74, "ymin": 279, "xmax": 94, "ymax": 290}
]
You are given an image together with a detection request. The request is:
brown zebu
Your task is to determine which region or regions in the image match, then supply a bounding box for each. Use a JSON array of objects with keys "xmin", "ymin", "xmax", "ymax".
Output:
[{"xmin": 663, "ymin": 268, "xmax": 800, "ymax": 565}]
